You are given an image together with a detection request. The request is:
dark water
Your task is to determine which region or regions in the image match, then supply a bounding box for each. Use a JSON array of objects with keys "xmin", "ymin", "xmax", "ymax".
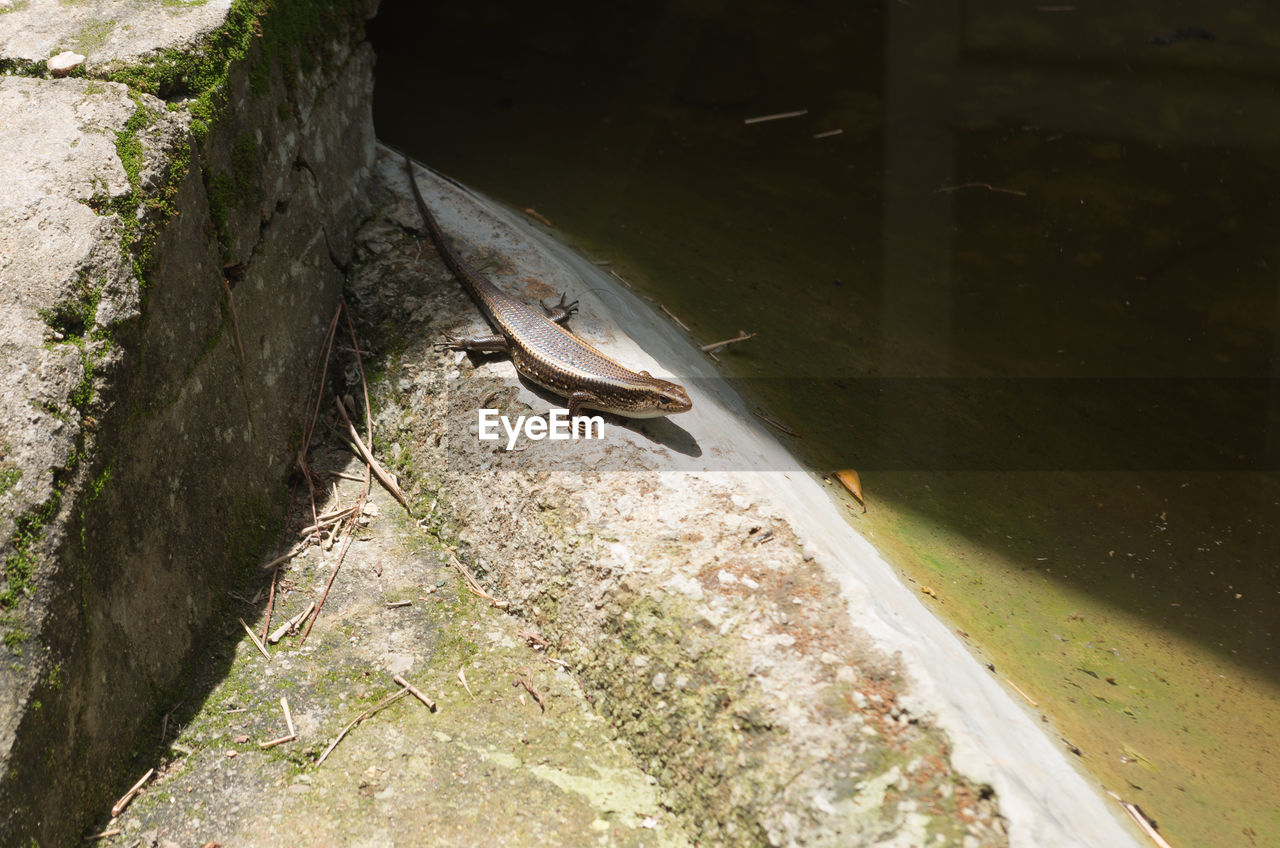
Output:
[{"xmin": 369, "ymin": 2, "xmax": 1280, "ymax": 843}]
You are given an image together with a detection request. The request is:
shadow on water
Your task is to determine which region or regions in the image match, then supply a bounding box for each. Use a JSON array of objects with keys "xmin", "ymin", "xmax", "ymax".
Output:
[{"xmin": 371, "ymin": 1, "xmax": 1280, "ymax": 843}]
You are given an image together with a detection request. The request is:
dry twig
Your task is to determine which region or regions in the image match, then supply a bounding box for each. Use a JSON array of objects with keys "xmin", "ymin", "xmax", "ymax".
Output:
[
  {"xmin": 1123, "ymin": 803, "xmax": 1173, "ymax": 848},
  {"xmin": 257, "ymin": 539, "xmax": 309, "ymax": 572},
  {"xmin": 268, "ymin": 601, "xmax": 315, "ymax": 644},
  {"xmin": 448, "ymin": 550, "xmax": 508, "ymax": 608},
  {"xmin": 258, "ymin": 734, "xmax": 296, "ymax": 749},
  {"xmin": 221, "ymin": 278, "xmax": 246, "ymax": 365},
  {"xmin": 659, "ymin": 304, "xmax": 690, "ymax": 331},
  {"xmin": 239, "ymin": 618, "xmax": 270, "ymax": 660},
  {"xmin": 110, "ymin": 768, "xmax": 154, "ymax": 817},
  {"xmin": 315, "ymin": 689, "xmax": 411, "ymax": 766},
  {"xmin": 522, "ymin": 208, "xmax": 553, "ymax": 227},
  {"xmin": 298, "ymin": 506, "xmax": 358, "ymax": 537},
  {"xmin": 936, "ymin": 182, "xmax": 1027, "ymax": 197},
  {"xmin": 513, "ymin": 670, "xmax": 546, "ymax": 712},
  {"xmin": 84, "ymin": 827, "xmax": 123, "ymax": 841},
  {"xmin": 753, "ymin": 411, "xmax": 797, "ymax": 436},
  {"xmin": 1006, "ymin": 679, "xmax": 1039, "ymax": 707},
  {"xmin": 393, "ymin": 673, "xmax": 437, "ymax": 711},
  {"xmin": 458, "ymin": 667, "xmax": 475, "ymax": 699},
  {"xmin": 336, "ymin": 401, "xmax": 409, "ymax": 513},
  {"xmin": 744, "ymin": 109, "xmax": 808, "ymax": 124},
  {"xmin": 302, "ymin": 476, "xmax": 367, "ymax": 643},
  {"xmin": 281, "ymin": 696, "xmax": 296, "ymax": 736},
  {"xmin": 700, "ymin": 330, "xmax": 755, "ymax": 353}
]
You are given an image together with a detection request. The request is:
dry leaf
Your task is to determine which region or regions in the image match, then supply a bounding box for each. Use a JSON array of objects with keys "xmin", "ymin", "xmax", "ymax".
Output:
[{"xmin": 834, "ymin": 470, "xmax": 867, "ymax": 513}]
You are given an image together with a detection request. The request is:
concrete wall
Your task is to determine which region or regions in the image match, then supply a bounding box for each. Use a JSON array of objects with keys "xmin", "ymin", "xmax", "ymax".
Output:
[{"xmin": 0, "ymin": 2, "xmax": 378, "ymax": 843}]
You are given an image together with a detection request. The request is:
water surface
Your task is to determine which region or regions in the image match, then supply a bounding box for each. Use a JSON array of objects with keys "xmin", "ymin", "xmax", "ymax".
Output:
[{"xmin": 370, "ymin": 3, "xmax": 1280, "ymax": 844}]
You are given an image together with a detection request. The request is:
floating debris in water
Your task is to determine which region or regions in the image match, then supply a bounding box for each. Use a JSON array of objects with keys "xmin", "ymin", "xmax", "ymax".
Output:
[{"xmin": 744, "ymin": 109, "xmax": 808, "ymax": 125}]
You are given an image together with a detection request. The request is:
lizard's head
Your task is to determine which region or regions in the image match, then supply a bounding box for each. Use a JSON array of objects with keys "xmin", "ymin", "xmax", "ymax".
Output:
[{"xmin": 643, "ymin": 376, "xmax": 692, "ymax": 416}]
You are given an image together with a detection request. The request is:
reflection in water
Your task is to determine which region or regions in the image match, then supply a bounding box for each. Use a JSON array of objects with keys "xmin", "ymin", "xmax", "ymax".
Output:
[{"xmin": 370, "ymin": 2, "xmax": 1280, "ymax": 844}]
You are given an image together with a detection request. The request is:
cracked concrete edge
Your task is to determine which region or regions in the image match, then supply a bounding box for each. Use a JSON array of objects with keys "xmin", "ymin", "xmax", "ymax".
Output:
[
  {"xmin": 347, "ymin": 149, "xmax": 1145, "ymax": 848},
  {"xmin": 0, "ymin": 1, "xmax": 379, "ymax": 844}
]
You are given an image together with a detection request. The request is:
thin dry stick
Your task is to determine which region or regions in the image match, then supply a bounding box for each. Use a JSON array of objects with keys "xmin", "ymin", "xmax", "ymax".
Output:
[
  {"xmin": 936, "ymin": 182, "xmax": 1027, "ymax": 196},
  {"xmin": 281, "ymin": 696, "xmax": 296, "ymax": 736},
  {"xmin": 744, "ymin": 109, "xmax": 808, "ymax": 124},
  {"xmin": 303, "ymin": 304, "xmax": 343, "ymax": 458},
  {"xmin": 84, "ymin": 827, "xmax": 123, "ymax": 840},
  {"xmin": 342, "ymin": 299, "xmax": 376, "ymax": 455},
  {"xmin": 658, "ymin": 304, "xmax": 690, "ymax": 331},
  {"xmin": 315, "ymin": 503, "xmax": 360, "ymax": 522},
  {"xmin": 268, "ymin": 600, "xmax": 315, "ymax": 643},
  {"xmin": 522, "ymin": 208, "xmax": 553, "ymax": 227},
  {"xmin": 700, "ymin": 330, "xmax": 756, "ymax": 352},
  {"xmin": 239, "ymin": 617, "xmax": 270, "ymax": 660},
  {"xmin": 301, "ymin": 475, "xmax": 367, "ymax": 643},
  {"xmin": 336, "ymin": 401, "xmax": 410, "ymax": 512},
  {"xmin": 458, "ymin": 668, "xmax": 475, "ymax": 699},
  {"xmin": 111, "ymin": 768, "xmax": 155, "ymax": 817},
  {"xmin": 260, "ymin": 478, "xmax": 302, "ymax": 643},
  {"xmin": 513, "ymin": 670, "xmax": 546, "ymax": 712},
  {"xmin": 393, "ymin": 673, "xmax": 437, "ymax": 710},
  {"xmin": 813, "ymin": 129, "xmax": 844, "ymax": 139},
  {"xmin": 221, "ymin": 278, "xmax": 246, "ymax": 365},
  {"xmin": 298, "ymin": 304, "xmax": 344, "ymax": 534},
  {"xmin": 753, "ymin": 410, "xmax": 798, "ymax": 436},
  {"xmin": 1006, "ymin": 679, "xmax": 1039, "ymax": 707},
  {"xmin": 258, "ymin": 734, "xmax": 296, "ymax": 749},
  {"xmin": 449, "ymin": 550, "xmax": 508, "ymax": 608},
  {"xmin": 315, "ymin": 688, "xmax": 411, "ymax": 766},
  {"xmin": 258, "ymin": 539, "xmax": 309, "ymax": 572},
  {"xmin": 1123, "ymin": 803, "xmax": 1173, "ymax": 848},
  {"xmin": 261, "ymin": 564, "xmax": 279, "ymax": 646},
  {"xmin": 298, "ymin": 506, "xmax": 358, "ymax": 537}
]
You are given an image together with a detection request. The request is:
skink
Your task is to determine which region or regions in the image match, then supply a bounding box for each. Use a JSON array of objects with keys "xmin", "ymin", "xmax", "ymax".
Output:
[{"xmin": 406, "ymin": 156, "xmax": 692, "ymax": 419}]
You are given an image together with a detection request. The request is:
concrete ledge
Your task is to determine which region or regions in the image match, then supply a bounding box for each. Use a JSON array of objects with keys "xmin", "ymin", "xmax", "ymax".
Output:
[{"xmin": 0, "ymin": 1, "xmax": 377, "ymax": 843}]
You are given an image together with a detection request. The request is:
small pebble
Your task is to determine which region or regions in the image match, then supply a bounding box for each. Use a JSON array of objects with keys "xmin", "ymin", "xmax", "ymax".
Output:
[{"xmin": 47, "ymin": 51, "xmax": 86, "ymax": 77}]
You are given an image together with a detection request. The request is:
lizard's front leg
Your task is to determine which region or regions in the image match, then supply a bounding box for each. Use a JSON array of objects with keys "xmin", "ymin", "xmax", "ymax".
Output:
[{"xmin": 540, "ymin": 293, "xmax": 579, "ymax": 326}]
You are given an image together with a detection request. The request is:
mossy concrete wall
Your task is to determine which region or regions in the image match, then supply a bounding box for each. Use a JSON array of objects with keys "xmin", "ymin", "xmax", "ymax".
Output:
[{"xmin": 0, "ymin": 1, "xmax": 378, "ymax": 843}]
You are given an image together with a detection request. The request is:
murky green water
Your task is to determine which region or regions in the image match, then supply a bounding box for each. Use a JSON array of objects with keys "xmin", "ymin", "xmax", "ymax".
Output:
[{"xmin": 370, "ymin": 2, "xmax": 1280, "ymax": 845}]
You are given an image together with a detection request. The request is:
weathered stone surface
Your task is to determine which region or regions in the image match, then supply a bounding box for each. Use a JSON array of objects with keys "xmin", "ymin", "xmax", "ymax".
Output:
[
  {"xmin": 0, "ymin": 76, "xmax": 137, "ymax": 558},
  {"xmin": 100, "ymin": 446, "xmax": 689, "ymax": 848},
  {"xmin": 0, "ymin": 1, "xmax": 378, "ymax": 844},
  {"xmin": 0, "ymin": 0, "xmax": 232, "ymax": 71}
]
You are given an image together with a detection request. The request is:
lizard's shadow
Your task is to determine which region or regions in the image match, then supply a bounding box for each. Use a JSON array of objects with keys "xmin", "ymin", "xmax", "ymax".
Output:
[
  {"xmin": 513, "ymin": 375, "xmax": 702, "ymax": 458},
  {"xmin": 613, "ymin": 414, "xmax": 700, "ymax": 457}
]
